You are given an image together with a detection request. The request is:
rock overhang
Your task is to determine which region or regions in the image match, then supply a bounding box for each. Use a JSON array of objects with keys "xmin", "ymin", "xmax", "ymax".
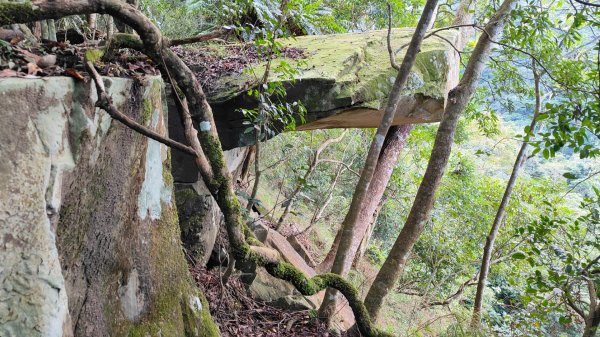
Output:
[{"xmin": 207, "ymin": 28, "xmax": 459, "ymax": 148}]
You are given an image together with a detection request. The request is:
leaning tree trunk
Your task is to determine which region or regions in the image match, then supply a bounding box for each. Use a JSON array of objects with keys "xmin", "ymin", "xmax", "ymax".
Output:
[
  {"xmin": 318, "ymin": 125, "xmax": 413, "ymax": 273},
  {"xmin": 471, "ymin": 63, "xmax": 542, "ymax": 326},
  {"xmin": 318, "ymin": 0, "xmax": 440, "ymax": 324},
  {"xmin": 364, "ymin": 0, "xmax": 516, "ymax": 320},
  {"xmin": 583, "ymin": 302, "xmax": 600, "ymax": 337},
  {"xmin": 318, "ymin": 0, "xmax": 476, "ymax": 280}
]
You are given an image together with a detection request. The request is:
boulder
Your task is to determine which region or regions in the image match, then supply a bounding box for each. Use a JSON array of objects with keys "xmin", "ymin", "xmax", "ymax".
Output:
[
  {"xmin": 287, "ymin": 235, "xmax": 317, "ymax": 268},
  {"xmin": 249, "ymin": 224, "xmax": 354, "ymax": 329},
  {"xmin": 0, "ymin": 76, "xmax": 219, "ymax": 337},
  {"xmin": 206, "ymin": 28, "xmax": 459, "ymax": 149},
  {"xmin": 175, "ymin": 182, "xmax": 220, "ymax": 266}
]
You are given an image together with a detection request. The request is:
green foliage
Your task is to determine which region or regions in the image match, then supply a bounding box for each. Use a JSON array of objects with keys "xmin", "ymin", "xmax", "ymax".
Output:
[
  {"xmin": 321, "ymin": 0, "xmax": 425, "ymax": 31},
  {"xmin": 512, "ymin": 188, "xmax": 599, "ymax": 336}
]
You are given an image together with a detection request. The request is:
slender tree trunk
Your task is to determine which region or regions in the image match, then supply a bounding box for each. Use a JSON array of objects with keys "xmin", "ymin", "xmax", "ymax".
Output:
[
  {"xmin": 353, "ymin": 194, "xmax": 386, "ymax": 268},
  {"xmin": 41, "ymin": 19, "xmax": 48, "ymax": 39},
  {"xmin": 471, "ymin": 63, "xmax": 542, "ymax": 326},
  {"xmin": 583, "ymin": 304, "xmax": 600, "ymax": 337},
  {"xmin": 88, "ymin": 14, "xmax": 97, "ymax": 40},
  {"xmin": 247, "ymin": 138, "xmax": 261, "ymax": 211},
  {"xmin": 309, "ymin": 163, "xmax": 344, "ymax": 226},
  {"xmin": 319, "ymin": 125, "xmax": 413, "ymax": 272},
  {"xmin": 276, "ymin": 159, "xmax": 313, "ymax": 227},
  {"xmin": 364, "ymin": 0, "xmax": 516, "ymax": 320},
  {"xmin": 318, "ymin": 0, "xmax": 440, "ymax": 323},
  {"xmin": 240, "ymin": 145, "xmax": 256, "ymax": 186},
  {"xmin": 47, "ymin": 19, "xmax": 56, "ymax": 41},
  {"xmin": 106, "ymin": 15, "xmax": 114, "ymax": 40}
]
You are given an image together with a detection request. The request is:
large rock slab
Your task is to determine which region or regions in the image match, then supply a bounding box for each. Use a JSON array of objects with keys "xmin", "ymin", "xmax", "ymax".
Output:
[
  {"xmin": 253, "ymin": 223, "xmax": 355, "ymax": 331},
  {"xmin": 207, "ymin": 28, "xmax": 459, "ymax": 149},
  {"xmin": 0, "ymin": 77, "xmax": 218, "ymax": 337}
]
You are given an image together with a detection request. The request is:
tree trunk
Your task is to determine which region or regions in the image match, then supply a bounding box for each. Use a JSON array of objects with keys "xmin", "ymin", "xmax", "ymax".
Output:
[
  {"xmin": 309, "ymin": 162, "xmax": 345, "ymax": 227},
  {"xmin": 247, "ymin": 139, "xmax": 261, "ymax": 211},
  {"xmin": 318, "ymin": 0, "xmax": 439, "ymax": 323},
  {"xmin": 47, "ymin": 19, "xmax": 56, "ymax": 41},
  {"xmin": 364, "ymin": 0, "xmax": 516, "ymax": 321},
  {"xmin": 471, "ymin": 63, "xmax": 542, "ymax": 326},
  {"xmin": 239, "ymin": 145, "xmax": 256, "ymax": 186},
  {"xmin": 583, "ymin": 304, "xmax": 600, "ymax": 337},
  {"xmin": 41, "ymin": 19, "xmax": 49, "ymax": 39},
  {"xmin": 353, "ymin": 194, "xmax": 386, "ymax": 268},
  {"xmin": 319, "ymin": 125, "xmax": 412, "ymax": 272}
]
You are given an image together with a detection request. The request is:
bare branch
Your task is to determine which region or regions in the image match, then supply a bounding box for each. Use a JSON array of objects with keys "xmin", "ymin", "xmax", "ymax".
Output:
[
  {"xmin": 169, "ymin": 28, "xmax": 227, "ymax": 47},
  {"xmin": 565, "ymin": 291, "xmax": 586, "ymax": 319},
  {"xmin": 394, "ymin": 23, "xmax": 477, "ymax": 54},
  {"xmin": 85, "ymin": 61, "xmax": 198, "ymax": 156},
  {"xmin": 387, "ymin": 3, "xmax": 401, "ymax": 71},
  {"xmin": 573, "ymin": 0, "xmax": 600, "ymax": 7},
  {"xmin": 318, "ymin": 159, "xmax": 360, "ymax": 177}
]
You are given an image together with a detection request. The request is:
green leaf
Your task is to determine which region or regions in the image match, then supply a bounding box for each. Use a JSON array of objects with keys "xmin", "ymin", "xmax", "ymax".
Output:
[{"xmin": 512, "ymin": 252, "xmax": 527, "ymax": 259}]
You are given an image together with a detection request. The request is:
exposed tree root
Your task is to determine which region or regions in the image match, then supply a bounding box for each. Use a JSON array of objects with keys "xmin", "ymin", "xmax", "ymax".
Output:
[{"xmin": 0, "ymin": 1, "xmax": 389, "ymax": 336}]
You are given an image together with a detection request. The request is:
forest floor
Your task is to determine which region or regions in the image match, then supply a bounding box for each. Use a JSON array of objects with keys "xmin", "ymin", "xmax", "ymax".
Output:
[{"xmin": 190, "ymin": 265, "xmax": 341, "ymax": 337}]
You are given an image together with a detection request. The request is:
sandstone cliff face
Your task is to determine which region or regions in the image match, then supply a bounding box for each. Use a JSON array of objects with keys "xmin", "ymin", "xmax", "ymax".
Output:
[{"xmin": 0, "ymin": 77, "xmax": 219, "ymax": 337}]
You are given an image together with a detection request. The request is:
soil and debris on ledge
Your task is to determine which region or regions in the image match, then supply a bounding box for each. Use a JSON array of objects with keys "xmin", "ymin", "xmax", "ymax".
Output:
[
  {"xmin": 0, "ymin": 36, "xmax": 305, "ymax": 89},
  {"xmin": 190, "ymin": 265, "xmax": 336, "ymax": 337}
]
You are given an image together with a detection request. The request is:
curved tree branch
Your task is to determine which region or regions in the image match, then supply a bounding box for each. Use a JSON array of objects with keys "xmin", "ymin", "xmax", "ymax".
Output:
[
  {"xmin": 0, "ymin": 1, "xmax": 388, "ymax": 336},
  {"xmin": 85, "ymin": 60, "xmax": 198, "ymax": 156}
]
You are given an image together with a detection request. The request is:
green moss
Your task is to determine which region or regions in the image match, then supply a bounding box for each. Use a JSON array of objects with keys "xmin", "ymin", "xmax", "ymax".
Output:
[
  {"xmin": 113, "ymin": 33, "xmax": 144, "ymax": 50},
  {"xmin": 142, "ymin": 97, "xmax": 154, "ymax": 125},
  {"xmin": 85, "ymin": 48, "xmax": 105, "ymax": 62},
  {"xmin": 0, "ymin": 2, "xmax": 37, "ymax": 26},
  {"xmin": 210, "ymin": 28, "xmax": 453, "ymax": 105}
]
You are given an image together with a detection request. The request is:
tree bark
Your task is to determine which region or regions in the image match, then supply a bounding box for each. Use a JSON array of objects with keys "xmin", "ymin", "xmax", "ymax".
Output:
[
  {"xmin": 246, "ymin": 138, "xmax": 261, "ymax": 211},
  {"xmin": 318, "ymin": 0, "xmax": 439, "ymax": 324},
  {"xmin": 471, "ymin": 62, "xmax": 542, "ymax": 326},
  {"xmin": 239, "ymin": 145, "xmax": 256, "ymax": 186},
  {"xmin": 364, "ymin": 0, "xmax": 516, "ymax": 321},
  {"xmin": 309, "ymin": 162, "xmax": 345, "ymax": 227},
  {"xmin": 318, "ymin": 0, "xmax": 475, "ymax": 284},
  {"xmin": 583, "ymin": 304, "xmax": 600, "ymax": 337},
  {"xmin": 318, "ymin": 125, "xmax": 413, "ymax": 273}
]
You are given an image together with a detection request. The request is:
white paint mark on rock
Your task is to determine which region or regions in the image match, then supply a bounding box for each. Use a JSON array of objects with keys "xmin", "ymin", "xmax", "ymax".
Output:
[
  {"xmin": 199, "ymin": 121, "xmax": 211, "ymax": 132},
  {"xmin": 375, "ymin": 134, "xmax": 385, "ymax": 147},
  {"xmin": 119, "ymin": 269, "xmax": 145, "ymax": 321},
  {"xmin": 190, "ymin": 296, "xmax": 203, "ymax": 312},
  {"xmin": 138, "ymin": 109, "xmax": 172, "ymax": 220}
]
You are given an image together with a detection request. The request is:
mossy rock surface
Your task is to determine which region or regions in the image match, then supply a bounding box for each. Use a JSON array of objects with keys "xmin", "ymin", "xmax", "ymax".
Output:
[
  {"xmin": 0, "ymin": 76, "xmax": 219, "ymax": 337},
  {"xmin": 206, "ymin": 28, "xmax": 458, "ymax": 149}
]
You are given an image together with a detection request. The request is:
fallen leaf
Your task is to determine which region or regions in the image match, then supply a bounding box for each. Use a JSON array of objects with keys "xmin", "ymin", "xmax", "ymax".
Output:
[
  {"xmin": 27, "ymin": 62, "xmax": 42, "ymax": 75},
  {"xmin": 0, "ymin": 69, "xmax": 18, "ymax": 77},
  {"xmin": 64, "ymin": 68, "xmax": 85, "ymax": 81},
  {"xmin": 15, "ymin": 47, "xmax": 41, "ymax": 64}
]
